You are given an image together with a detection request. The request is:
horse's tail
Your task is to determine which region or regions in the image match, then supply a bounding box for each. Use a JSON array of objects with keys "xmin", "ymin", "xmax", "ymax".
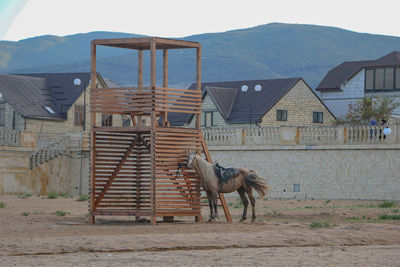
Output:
[{"xmin": 245, "ymin": 171, "xmax": 269, "ymax": 198}]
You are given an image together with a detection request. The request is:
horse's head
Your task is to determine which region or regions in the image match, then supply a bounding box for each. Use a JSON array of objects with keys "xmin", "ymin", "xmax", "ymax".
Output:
[
  {"xmin": 186, "ymin": 151, "xmax": 196, "ymax": 168},
  {"xmin": 186, "ymin": 150, "xmax": 201, "ymax": 168}
]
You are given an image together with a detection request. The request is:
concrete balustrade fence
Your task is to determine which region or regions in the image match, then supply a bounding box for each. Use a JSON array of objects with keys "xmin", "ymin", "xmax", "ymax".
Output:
[{"xmin": 203, "ymin": 123, "xmax": 399, "ymax": 146}]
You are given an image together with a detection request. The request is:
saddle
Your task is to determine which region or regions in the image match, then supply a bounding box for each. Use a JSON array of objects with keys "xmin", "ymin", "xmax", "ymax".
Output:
[{"xmin": 213, "ymin": 162, "xmax": 239, "ymax": 190}]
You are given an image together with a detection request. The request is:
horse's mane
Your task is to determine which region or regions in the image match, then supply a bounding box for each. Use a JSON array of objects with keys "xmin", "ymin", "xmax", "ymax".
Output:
[{"xmin": 195, "ymin": 155, "xmax": 216, "ymax": 182}]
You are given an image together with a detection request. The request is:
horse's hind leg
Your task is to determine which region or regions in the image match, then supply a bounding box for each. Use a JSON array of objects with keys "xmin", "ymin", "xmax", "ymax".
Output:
[
  {"xmin": 246, "ymin": 189, "xmax": 256, "ymax": 223},
  {"xmin": 206, "ymin": 191, "xmax": 214, "ymax": 222},
  {"xmin": 238, "ymin": 187, "xmax": 248, "ymax": 222}
]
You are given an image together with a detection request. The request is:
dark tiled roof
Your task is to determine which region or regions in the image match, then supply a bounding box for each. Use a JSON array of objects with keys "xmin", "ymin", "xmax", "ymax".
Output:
[
  {"xmin": 103, "ymin": 78, "xmax": 122, "ymax": 88},
  {"xmin": 316, "ymin": 51, "xmax": 400, "ymax": 91},
  {"xmin": 205, "ymin": 87, "xmax": 237, "ymax": 119},
  {"xmin": 182, "ymin": 78, "xmax": 302, "ymax": 124},
  {"xmin": 18, "ymin": 73, "xmax": 90, "ymax": 118},
  {"xmin": 0, "ymin": 74, "xmax": 62, "ymax": 120}
]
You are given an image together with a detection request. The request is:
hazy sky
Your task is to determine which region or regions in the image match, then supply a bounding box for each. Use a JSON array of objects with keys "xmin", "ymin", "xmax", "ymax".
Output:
[{"xmin": 1, "ymin": 0, "xmax": 400, "ymax": 41}]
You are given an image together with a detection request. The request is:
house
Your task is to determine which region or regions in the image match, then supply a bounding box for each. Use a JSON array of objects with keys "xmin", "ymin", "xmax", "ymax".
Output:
[
  {"xmin": 182, "ymin": 78, "xmax": 335, "ymax": 127},
  {"xmin": 0, "ymin": 72, "xmax": 126, "ymax": 135},
  {"xmin": 316, "ymin": 51, "xmax": 400, "ymax": 119}
]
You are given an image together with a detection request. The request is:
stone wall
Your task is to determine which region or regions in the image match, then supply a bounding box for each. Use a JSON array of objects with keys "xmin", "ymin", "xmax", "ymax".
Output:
[
  {"xmin": 209, "ymin": 144, "xmax": 400, "ymax": 200},
  {"xmin": 260, "ymin": 80, "xmax": 336, "ymax": 126},
  {"xmin": 0, "ymin": 134, "xmax": 89, "ymax": 197}
]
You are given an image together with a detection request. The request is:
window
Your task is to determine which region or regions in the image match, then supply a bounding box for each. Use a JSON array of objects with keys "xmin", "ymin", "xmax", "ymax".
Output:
[
  {"xmin": 43, "ymin": 105, "xmax": 55, "ymax": 114},
  {"xmin": 12, "ymin": 111, "xmax": 16, "ymax": 129},
  {"xmin": 384, "ymin": 68, "xmax": 394, "ymax": 90},
  {"xmin": 276, "ymin": 109, "xmax": 287, "ymax": 121},
  {"xmin": 294, "ymin": 184, "xmax": 300, "ymax": 192},
  {"xmin": 374, "ymin": 68, "xmax": 384, "ymax": 90},
  {"xmin": 313, "ymin": 112, "xmax": 323, "ymax": 123},
  {"xmin": 74, "ymin": 105, "xmax": 84, "ymax": 126},
  {"xmin": 101, "ymin": 114, "xmax": 113, "ymax": 126},
  {"xmin": 396, "ymin": 68, "xmax": 400, "ymax": 89},
  {"xmin": 122, "ymin": 117, "xmax": 130, "ymax": 126},
  {"xmin": 365, "ymin": 69, "xmax": 374, "ymax": 90},
  {"xmin": 204, "ymin": 111, "xmax": 213, "ymax": 127},
  {"xmin": 365, "ymin": 67, "xmax": 400, "ymax": 91},
  {"xmin": 0, "ymin": 104, "xmax": 5, "ymax": 127}
]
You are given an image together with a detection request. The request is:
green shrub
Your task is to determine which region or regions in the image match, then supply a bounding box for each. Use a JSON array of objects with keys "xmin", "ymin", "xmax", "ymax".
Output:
[
  {"xmin": 76, "ymin": 194, "xmax": 89, "ymax": 201},
  {"xmin": 391, "ymin": 209, "xmax": 399, "ymax": 213},
  {"xmin": 60, "ymin": 193, "xmax": 69, "ymax": 198},
  {"xmin": 0, "ymin": 202, "xmax": 6, "ymax": 208},
  {"xmin": 310, "ymin": 222, "xmax": 330, "ymax": 228},
  {"xmin": 378, "ymin": 214, "xmax": 400, "ymax": 220},
  {"xmin": 325, "ymin": 200, "xmax": 331, "ymax": 204},
  {"xmin": 55, "ymin": 210, "xmax": 70, "ymax": 216},
  {"xmin": 47, "ymin": 192, "xmax": 58, "ymax": 199},
  {"xmin": 378, "ymin": 201, "xmax": 395, "ymax": 208},
  {"xmin": 21, "ymin": 212, "xmax": 30, "ymax": 216},
  {"xmin": 18, "ymin": 193, "xmax": 32, "ymax": 199}
]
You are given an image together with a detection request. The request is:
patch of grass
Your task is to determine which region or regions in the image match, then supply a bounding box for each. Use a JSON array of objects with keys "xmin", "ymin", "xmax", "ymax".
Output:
[
  {"xmin": 47, "ymin": 192, "xmax": 58, "ymax": 199},
  {"xmin": 325, "ymin": 200, "xmax": 331, "ymax": 204},
  {"xmin": 346, "ymin": 216, "xmax": 360, "ymax": 221},
  {"xmin": 228, "ymin": 202, "xmax": 233, "ymax": 206},
  {"xmin": 391, "ymin": 209, "xmax": 399, "ymax": 213},
  {"xmin": 201, "ymin": 198, "xmax": 208, "ymax": 203},
  {"xmin": 233, "ymin": 203, "xmax": 243, "ymax": 209},
  {"xmin": 76, "ymin": 194, "xmax": 89, "ymax": 201},
  {"xmin": 21, "ymin": 212, "xmax": 30, "ymax": 216},
  {"xmin": 378, "ymin": 214, "xmax": 400, "ymax": 220},
  {"xmin": 272, "ymin": 210, "xmax": 278, "ymax": 215},
  {"xmin": 60, "ymin": 193, "xmax": 69, "ymax": 198},
  {"xmin": 305, "ymin": 206, "xmax": 314, "ymax": 209},
  {"xmin": 309, "ymin": 221, "xmax": 330, "ymax": 228},
  {"xmin": 18, "ymin": 193, "xmax": 32, "ymax": 199},
  {"xmin": 378, "ymin": 201, "xmax": 396, "ymax": 208},
  {"xmin": 0, "ymin": 202, "xmax": 6, "ymax": 208},
  {"xmin": 55, "ymin": 210, "xmax": 70, "ymax": 216}
]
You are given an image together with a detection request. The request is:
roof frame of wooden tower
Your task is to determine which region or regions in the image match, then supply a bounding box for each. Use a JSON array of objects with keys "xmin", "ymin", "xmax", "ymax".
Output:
[{"xmin": 89, "ymin": 37, "xmax": 231, "ymax": 224}]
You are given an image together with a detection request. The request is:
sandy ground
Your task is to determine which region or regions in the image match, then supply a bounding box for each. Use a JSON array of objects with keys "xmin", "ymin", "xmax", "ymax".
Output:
[{"xmin": 0, "ymin": 195, "xmax": 400, "ymax": 266}]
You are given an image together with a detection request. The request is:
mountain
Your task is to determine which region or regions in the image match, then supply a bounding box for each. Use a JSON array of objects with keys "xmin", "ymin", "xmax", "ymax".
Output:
[{"xmin": 1, "ymin": 23, "xmax": 400, "ymax": 88}]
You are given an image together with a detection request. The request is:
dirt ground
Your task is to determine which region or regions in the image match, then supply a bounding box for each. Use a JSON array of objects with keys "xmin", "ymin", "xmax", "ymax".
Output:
[{"xmin": 1, "ymin": 195, "xmax": 400, "ymax": 266}]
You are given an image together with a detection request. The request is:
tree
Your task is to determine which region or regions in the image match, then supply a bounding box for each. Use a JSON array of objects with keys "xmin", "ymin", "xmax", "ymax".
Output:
[{"xmin": 337, "ymin": 97, "xmax": 399, "ymax": 124}]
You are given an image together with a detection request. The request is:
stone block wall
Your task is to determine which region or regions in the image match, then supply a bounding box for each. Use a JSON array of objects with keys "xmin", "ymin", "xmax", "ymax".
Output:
[
  {"xmin": 260, "ymin": 80, "xmax": 336, "ymax": 126},
  {"xmin": 209, "ymin": 144, "xmax": 400, "ymax": 200}
]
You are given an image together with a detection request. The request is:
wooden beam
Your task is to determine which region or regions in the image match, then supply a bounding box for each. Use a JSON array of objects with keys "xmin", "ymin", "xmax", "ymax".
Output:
[
  {"xmin": 200, "ymin": 133, "xmax": 232, "ymax": 223},
  {"xmin": 137, "ymin": 49, "xmax": 143, "ymax": 127},
  {"xmin": 162, "ymin": 49, "xmax": 169, "ymax": 127},
  {"xmin": 93, "ymin": 126, "xmax": 151, "ymax": 132},
  {"xmin": 90, "ymin": 41, "xmax": 97, "ymax": 224},
  {"xmin": 150, "ymin": 40, "xmax": 157, "ymax": 225},
  {"xmin": 94, "ymin": 139, "xmax": 137, "ymax": 208},
  {"xmin": 195, "ymin": 47, "xmax": 202, "ymax": 130}
]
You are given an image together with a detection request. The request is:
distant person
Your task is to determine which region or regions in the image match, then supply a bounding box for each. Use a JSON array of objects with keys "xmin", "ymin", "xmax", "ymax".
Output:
[
  {"xmin": 369, "ymin": 117, "xmax": 377, "ymax": 138},
  {"xmin": 379, "ymin": 119, "xmax": 387, "ymax": 140}
]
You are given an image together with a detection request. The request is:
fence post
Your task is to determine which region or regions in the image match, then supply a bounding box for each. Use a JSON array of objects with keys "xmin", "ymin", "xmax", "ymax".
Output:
[
  {"xmin": 279, "ymin": 126, "xmax": 297, "ymax": 145},
  {"xmin": 336, "ymin": 127, "xmax": 345, "ymax": 145}
]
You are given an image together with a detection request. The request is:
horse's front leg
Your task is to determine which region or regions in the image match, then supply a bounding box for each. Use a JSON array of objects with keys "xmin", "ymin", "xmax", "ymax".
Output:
[
  {"xmin": 206, "ymin": 191, "xmax": 214, "ymax": 222},
  {"xmin": 212, "ymin": 191, "xmax": 219, "ymax": 221}
]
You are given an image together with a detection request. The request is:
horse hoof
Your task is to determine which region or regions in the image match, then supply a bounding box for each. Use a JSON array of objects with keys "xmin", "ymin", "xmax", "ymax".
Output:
[{"xmin": 239, "ymin": 218, "xmax": 246, "ymax": 222}]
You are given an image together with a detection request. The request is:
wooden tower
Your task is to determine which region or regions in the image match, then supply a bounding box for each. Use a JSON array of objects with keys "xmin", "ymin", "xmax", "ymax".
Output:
[{"xmin": 89, "ymin": 38, "xmax": 232, "ymax": 224}]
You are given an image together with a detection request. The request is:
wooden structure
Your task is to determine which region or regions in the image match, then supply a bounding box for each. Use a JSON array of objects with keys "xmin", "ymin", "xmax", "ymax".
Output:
[{"xmin": 89, "ymin": 37, "xmax": 232, "ymax": 224}]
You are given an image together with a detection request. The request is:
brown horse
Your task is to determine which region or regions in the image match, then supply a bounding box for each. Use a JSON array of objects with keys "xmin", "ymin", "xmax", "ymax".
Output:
[{"xmin": 187, "ymin": 152, "xmax": 269, "ymax": 222}]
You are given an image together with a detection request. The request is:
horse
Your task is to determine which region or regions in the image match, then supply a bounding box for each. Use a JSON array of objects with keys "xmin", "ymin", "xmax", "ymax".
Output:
[{"xmin": 186, "ymin": 152, "xmax": 269, "ymax": 223}]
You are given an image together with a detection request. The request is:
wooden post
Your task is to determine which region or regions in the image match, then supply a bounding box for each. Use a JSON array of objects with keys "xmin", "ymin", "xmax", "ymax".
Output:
[
  {"xmin": 195, "ymin": 47, "xmax": 202, "ymax": 130},
  {"xmin": 150, "ymin": 39, "xmax": 157, "ymax": 225},
  {"xmin": 162, "ymin": 49, "xmax": 168, "ymax": 126},
  {"xmin": 137, "ymin": 49, "xmax": 143, "ymax": 127},
  {"xmin": 90, "ymin": 41, "xmax": 97, "ymax": 224}
]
